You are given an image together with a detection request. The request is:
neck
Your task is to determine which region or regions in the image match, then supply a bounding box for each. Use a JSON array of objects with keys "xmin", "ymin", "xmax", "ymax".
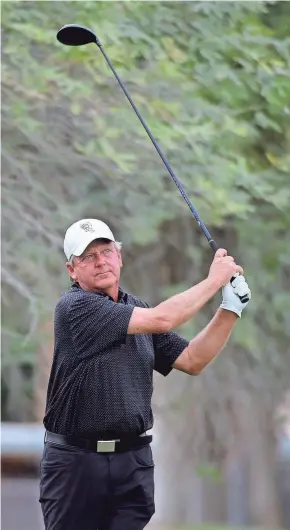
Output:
[
  {"xmin": 103, "ymin": 284, "xmax": 119, "ymax": 302},
  {"xmin": 77, "ymin": 281, "xmax": 120, "ymax": 302}
]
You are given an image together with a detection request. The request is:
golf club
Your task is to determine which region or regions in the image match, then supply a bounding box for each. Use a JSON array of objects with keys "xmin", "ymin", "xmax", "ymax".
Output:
[{"xmin": 56, "ymin": 24, "xmax": 249, "ymax": 302}]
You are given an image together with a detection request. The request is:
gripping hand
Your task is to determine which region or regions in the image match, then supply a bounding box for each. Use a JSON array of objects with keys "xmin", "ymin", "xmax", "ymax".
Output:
[{"xmin": 220, "ymin": 275, "xmax": 251, "ymax": 318}]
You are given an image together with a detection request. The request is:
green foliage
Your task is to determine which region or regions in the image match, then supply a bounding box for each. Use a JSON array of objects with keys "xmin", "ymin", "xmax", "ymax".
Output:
[
  {"xmin": 195, "ymin": 463, "xmax": 222, "ymax": 483},
  {"xmin": 1, "ymin": 1, "xmax": 290, "ymax": 439}
]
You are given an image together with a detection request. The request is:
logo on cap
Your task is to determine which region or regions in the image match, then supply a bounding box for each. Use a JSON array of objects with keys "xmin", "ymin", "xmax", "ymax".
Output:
[{"xmin": 80, "ymin": 221, "xmax": 95, "ymax": 233}]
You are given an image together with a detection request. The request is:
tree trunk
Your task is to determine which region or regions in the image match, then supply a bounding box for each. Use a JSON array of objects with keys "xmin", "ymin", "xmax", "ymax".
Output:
[
  {"xmin": 33, "ymin": 320, "xmax": 54, "ymax": 422},
  {"xmin": 225, "ymin": 444, "xmax": 249, "ymax": 525},
  {"xmin": 245, "ymin": 398, "xmax": 282, "ymax": 528}
]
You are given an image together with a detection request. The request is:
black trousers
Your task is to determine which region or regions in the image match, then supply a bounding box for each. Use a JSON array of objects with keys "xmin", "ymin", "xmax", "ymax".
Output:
[{"xmin": 39, "ymin": 441, "xmax": 155, "ymax": 530}]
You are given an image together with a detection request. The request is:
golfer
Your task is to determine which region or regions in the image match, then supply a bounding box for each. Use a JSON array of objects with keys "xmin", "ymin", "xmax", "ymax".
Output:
[{"xmin": 39, "ymin": 218, "xmax": 251, "ymax": 530}]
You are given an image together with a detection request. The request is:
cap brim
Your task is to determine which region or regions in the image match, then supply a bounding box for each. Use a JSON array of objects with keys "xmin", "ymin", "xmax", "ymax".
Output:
[{"xmin": 72, "ymin": 232, "xmax": 115, "ymax": 258}]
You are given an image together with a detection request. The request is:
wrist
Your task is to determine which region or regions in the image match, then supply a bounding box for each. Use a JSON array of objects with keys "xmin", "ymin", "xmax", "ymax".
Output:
[
  {"xmin": 206, "ymin": 275, "xmax": 223, "ymax": 294},
  {"xmin": 219, "ymin": 306, "xmax": 241, "ymax": 319}
]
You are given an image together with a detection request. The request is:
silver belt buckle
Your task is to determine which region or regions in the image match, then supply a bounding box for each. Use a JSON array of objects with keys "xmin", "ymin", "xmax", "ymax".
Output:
[{"xmin": 97, "ymin": 440, "xmax": 116, "ymax": 452}]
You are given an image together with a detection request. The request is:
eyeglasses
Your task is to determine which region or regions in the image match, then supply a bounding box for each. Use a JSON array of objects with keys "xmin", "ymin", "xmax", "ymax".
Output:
[{"xmin": 78, "ymin": 248, "xmax": 114, "ymax": 265}]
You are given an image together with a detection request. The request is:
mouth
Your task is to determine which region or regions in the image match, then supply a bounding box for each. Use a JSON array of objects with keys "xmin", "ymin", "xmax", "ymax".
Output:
[{"xmin": 97, "ymin": 272, "xmax": 111, "ymax": 278}]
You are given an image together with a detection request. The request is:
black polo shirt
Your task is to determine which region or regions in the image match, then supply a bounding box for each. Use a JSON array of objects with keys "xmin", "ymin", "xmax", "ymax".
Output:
[{"xmin": 43, "ymin": 283, "xmax": 189, "ymax": 439}]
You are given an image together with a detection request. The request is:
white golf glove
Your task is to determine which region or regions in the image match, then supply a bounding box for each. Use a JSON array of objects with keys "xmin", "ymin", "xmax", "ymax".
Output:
[{"xmin": 220, "ymin": 275, "xmax": 251, "ymax": 318}]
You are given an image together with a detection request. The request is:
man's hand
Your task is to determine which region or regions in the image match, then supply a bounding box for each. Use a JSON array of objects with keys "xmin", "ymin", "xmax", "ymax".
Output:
[
  {"xmin": 220, "ymin": 275, "xmax": 251, "ymax": 318},
  {"xmin": 208, "ymin": 248, "xmax": 244, "ymax": 289}
]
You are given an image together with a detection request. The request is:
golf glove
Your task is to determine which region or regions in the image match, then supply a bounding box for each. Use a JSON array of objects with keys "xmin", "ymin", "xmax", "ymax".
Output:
[{"xmin": 220, "ymin": 275, "xmax": 251, "ymax": 318}]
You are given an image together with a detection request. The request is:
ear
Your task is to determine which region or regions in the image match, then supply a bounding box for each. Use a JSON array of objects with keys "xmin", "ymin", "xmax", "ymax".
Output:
[
  {"xmin": 117, "ymin": 250, "xmax": 123, "ymax": 268},
  {"xmin": 66, "ymin": 262, "xmax": 77, "ymax": 281}
]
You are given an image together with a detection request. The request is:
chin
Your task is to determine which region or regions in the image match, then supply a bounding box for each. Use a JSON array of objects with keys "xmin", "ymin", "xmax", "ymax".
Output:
[
  {"xmin": 95, "ymin": 281, "xmax": 112, "ymax": 290},
  {"xmin": 94, "ymin": 275, "xmax": 115, "ymax": 290}
]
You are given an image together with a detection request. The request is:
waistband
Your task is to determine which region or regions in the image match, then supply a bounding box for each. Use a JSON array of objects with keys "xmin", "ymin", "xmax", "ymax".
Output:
[{"xmin": 45, "ymin": 430, "xmax": 152, "ymax": 453}]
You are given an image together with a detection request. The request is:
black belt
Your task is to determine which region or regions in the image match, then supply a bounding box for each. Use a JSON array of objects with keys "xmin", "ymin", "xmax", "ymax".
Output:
[{"xmin": 45, "ymin": 430, "xmax": 152, "ymax": 453}]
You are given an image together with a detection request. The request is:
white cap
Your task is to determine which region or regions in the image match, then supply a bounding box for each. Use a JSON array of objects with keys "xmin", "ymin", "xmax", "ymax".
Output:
[{"xmin": 63, "ymin": 219, "xmax": 115, "ymax": 260}]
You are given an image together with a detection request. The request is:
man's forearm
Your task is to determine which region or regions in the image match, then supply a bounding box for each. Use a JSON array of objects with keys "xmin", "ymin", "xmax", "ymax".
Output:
[
  {"xmin": 186, "ymin": 308, "xmax": 238, "ymax": 374},
  {"xmin": 156, "ymin": 277, "xmax": 221, "ymax": 331}
]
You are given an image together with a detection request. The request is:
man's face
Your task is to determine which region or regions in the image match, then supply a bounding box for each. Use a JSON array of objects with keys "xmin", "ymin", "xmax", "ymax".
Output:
[{"xmin": 66, "ymin": 239, "xmax": 123, "ymax": 293}]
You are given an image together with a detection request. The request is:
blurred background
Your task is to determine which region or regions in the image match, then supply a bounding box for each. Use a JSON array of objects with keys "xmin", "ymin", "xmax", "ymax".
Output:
[{"xmin": 1, "ymin": 1, "xmax": 290, "ymax": 529}]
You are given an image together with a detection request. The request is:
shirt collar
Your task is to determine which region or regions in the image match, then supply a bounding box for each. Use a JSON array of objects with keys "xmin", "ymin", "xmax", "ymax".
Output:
[
  {"xmin": 117, "ymin": 287, "xmax": 127, "ymax": 303},
  {"xmin": 71, "ymin": 282, "xmax": 128, "ymax": 303}
]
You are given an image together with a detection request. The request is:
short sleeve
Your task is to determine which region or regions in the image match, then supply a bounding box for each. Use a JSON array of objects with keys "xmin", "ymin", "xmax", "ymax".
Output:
[
  {"xmin": 68, "ymin": 292, "xmax": 134, "ymax": 358},
  {"xmin": 153, "ymin": 331, "xmax": 189, "ymax": 377}
]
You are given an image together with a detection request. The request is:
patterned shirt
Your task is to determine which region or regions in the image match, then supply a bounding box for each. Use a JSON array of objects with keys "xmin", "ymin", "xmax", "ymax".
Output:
[{"xmin": 43, "ymin": 283, "xmax": 189, "ymax": 438}]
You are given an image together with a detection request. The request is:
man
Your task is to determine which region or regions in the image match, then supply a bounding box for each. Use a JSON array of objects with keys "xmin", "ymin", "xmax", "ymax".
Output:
[{"xmin": 39, "ymin": 218, "xmax": 251, "ymax": 530}]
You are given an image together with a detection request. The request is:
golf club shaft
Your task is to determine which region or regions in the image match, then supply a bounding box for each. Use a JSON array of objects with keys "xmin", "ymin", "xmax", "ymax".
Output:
[
  {"xmin": 96, "ymin": 43, "xmax": 218, "ymax": 253},
  {"xmin": 96, "ymin": 43, "xmax": 250, "ymax": 303}
]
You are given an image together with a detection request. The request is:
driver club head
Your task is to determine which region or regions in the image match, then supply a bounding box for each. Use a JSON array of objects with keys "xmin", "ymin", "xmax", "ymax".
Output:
[{"xmin": 56, "ymin": 24, "xmax": 99, "ymax": 46}]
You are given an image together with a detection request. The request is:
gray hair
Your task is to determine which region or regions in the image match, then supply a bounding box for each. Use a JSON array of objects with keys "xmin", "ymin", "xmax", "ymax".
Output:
[{"xmin": 68, "ymin": 241, "xmax": 123, "ymax": 265}]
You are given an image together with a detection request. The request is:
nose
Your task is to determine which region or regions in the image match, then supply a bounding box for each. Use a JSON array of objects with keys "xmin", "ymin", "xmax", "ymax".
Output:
[{"xmin": 95, "ymin": 253, "xmax": 106, "ymax": 266}]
